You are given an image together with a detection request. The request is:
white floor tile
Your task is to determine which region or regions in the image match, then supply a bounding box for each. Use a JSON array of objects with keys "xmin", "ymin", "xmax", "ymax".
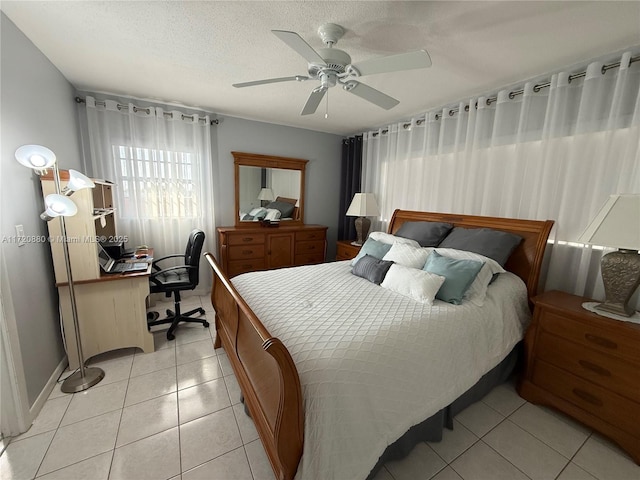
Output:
[
  {"xmin": 174, "ymin": 323, "xmax": 211, "ymax": 346},
  {"xmin": 573, "ymin": 435, "xmax": 640, "ymax": 480},
  {"xmin": 455, "ymin": 401, "xmax": 505, "ymax": 437},
  {"xmin": 131, "ymin": 348, "xmax": 176, "ymax": 378},
  {"xmin": 182, "ymin": 446, "xmax": 252, "ymax": 480},
  {"xmin": 484, "ymin": 419, "xmax": 568, "ymax": 480},
  {"xmin": 556, "ymin": 462, "xmax": 599, "ymax": 480},
  {"xmin": 179, "ymin": 407, "xmax": 242, "ymax": 471},
  {"xmin": 117, "ymin": 393, "xmax": 178, "ymax": 447},
  {"xmin": 481, "ymin": 381, "xmax": 525, "ymax": 417},
  {"xmin": 176, "ymin": 339, "xmax": 216, "ymax": 366},
  {"xmin": 38, "ymin": 410, "xmax": 121, "ymax": 476},
  {"xmin": 110, "ymin": 427, "xmax": 180, "ymax": 480},
  {"xmin": 450, "ymin": 441, "xmax": 529, "ymax": 480},
  {"xmin": 35, "ymin": 451, "xmax": 112, "ymax": 480},
  {"xmin": 371, "ymin": 466, "xmax": 395, "ymax": 480},
  {"xmin": 153, "ymin": 330, "xmax": 175, "ymax": 350},
  {"xmin": 432, "ymin": 466, "xmax": 464, "ymax": 480},
  {"xmin": 125, "ymin": 366, "xmax": 177, "ymax": 406},
  {"xmin": 0, "ymin": 431, "xmax": 55, "ymax": 480},
  {"xmin": 15, "ymin": 395, "xmax": 71, "ymax": 440},
  {"xmin": 244, "ymin": 440, "xmax": 275, "ymax": 480},
  {"xmin": 86, "ymin": 350, "xmax": 135, "ymax": 386},
  {"xmin": 385, "ymin": 442, "xmax": 447, "ymax": 480},
  {"xmin": 232, "ymin": 403, "xmax": 259, "ymax": 444},
  {"xmin": 428, "ymin": 420, "xmax": 478, "ymax": 463},
  {"xmin": 217, "ymin": 352, "xmax": 234, "ymax": 377},
  {"xmin": 59, "ymin": 380, "xmax": 127, "ymax": 427},
  {"xmin": 223, "ymin": 374, "xmax": 243, "ymax": 405},
  {"xmin": 178, "ymin": 378, "xmax": 231, "ymax": 424}
]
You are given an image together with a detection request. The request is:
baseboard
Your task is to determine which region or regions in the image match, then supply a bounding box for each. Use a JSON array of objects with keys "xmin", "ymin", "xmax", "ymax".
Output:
[{"xmin": 29, "ymin": 356, "xmax": 69, "ymax": 421}]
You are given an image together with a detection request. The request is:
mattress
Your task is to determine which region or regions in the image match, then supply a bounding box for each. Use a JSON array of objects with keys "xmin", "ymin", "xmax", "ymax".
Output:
[{"xmin": 232, "ymin": 260, "xmax": 531, "ymax": 480}]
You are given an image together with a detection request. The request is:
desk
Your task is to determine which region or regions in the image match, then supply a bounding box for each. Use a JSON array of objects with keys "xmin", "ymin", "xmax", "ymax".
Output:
[{"xmin": 58, "ymin": 254, "xmax": 155, "ymax": 369}]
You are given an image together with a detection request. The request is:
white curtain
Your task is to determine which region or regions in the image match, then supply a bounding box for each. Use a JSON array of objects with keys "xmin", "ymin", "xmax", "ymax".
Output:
[
  {"xmin": 363, "ymin": 51, "xmax": 640, "ymax": 304},
  {"xmin": 82, "ymin": 96, "xmax": 217, "ymax": 293}
]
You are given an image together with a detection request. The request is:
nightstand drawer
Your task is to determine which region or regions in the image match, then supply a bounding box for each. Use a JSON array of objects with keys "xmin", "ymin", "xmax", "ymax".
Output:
[
  {"xmin": 296, "ymin": 230, "xmax": 325, "ymax": 242},
  {"xmin": 533, "ymin": 360, "xmax": 640, "ymax": 436},
  {"xmin": 539, "ymin": 311, "xmax": 640, "ymax": 363},
  {"xmin": 228, "ymin": 245, "xmax": 266, "ymax": 261},
  {"xmin": 336, "ymin": 241, "xmax": 361, "ymax": 261},
  {"xmin": 295, "ymin": 253, "xmax": 324, "ymax": 266},
  {"xmin": 227, "ymin": 233, "xmax": 265, "ymax": 246},
  {"xmin": 537, "ymin": 331, "xmax": 639, "ymax": 401},
  {"xmin": 296, "ymin": 240, "xmax": 324, "ymax": 255},
  {"xmin": 228, "ymin": 259, "xmax": 265, "ymax": 277}
]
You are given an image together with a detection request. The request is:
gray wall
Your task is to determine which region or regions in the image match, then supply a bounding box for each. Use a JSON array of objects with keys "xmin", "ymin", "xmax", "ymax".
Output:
[
  {"xmin": 1, "ymin": 13, "xmax": 84, "ymax": 405},
  {"xmin": 216, "ymin": 116, "xmax": 343, "ymax": 259}
]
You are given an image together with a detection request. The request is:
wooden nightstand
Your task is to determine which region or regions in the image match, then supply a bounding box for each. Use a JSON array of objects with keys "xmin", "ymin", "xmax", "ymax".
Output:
[
  {"xmin": 336, "ymin": 240, "xmax": 362, "ymax": 261},
  {"xmin": 518, "ymin": 290, "xmax": 640, "ymax": 464}
]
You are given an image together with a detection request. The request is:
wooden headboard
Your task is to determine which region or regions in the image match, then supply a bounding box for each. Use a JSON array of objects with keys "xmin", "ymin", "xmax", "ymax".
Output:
[{"xmin": 388, "ymin": 210, "xmax": 554, "ymax": 301}]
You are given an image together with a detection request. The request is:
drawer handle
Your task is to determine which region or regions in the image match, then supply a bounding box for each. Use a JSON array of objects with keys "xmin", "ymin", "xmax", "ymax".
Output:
[
  {"xmin": 242, "ymin": 237, "xmax": 253, "ymax": 242},
  {"xmin": 242, "ymin": 264, "xmax": 252, "ymax": 269},
  {"xmin": 242, "ymin": 250, "xmax": 253, "ymax": 255},
  {"xmin": 572, "ymin": 388, "xmax": 603, "ymax": 406},
  {"xmin": 585, "ymin": 333, "xmax": 617, "ymax": 350},
  {"xmin": 578, "ymin": 360, "xmax": 611, "ymax": 377}
]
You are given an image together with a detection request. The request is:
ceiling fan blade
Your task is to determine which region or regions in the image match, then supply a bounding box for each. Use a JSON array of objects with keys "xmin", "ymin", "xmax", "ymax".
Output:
[
  {"xmin": 351, "ymin": 50, "xmax": 432, "ymax": 76},
  {"xmin": 301, "ymin": 88, "xmax": 327, "ymax": 115},
  {"xmin": 343, "ymin": 81, "xmax": 399, "ymax": 110},
  {"xmin": 272, "ymin": 30, "xmax": 327, "ymax": 66},
  {"xmin": 233, "ymin": 76, "xmax": 309, "ymax": 88}
]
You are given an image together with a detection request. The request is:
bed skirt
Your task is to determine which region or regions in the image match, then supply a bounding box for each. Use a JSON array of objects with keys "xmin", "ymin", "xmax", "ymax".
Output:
[{"xmin": 366, "ymin": 342, "xmax": 522, "ymax": 479}]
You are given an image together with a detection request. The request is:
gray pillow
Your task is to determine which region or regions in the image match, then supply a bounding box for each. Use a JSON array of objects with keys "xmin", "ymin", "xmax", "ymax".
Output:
[
  {"xmin": 351, "ymin": 254, "xmax": 393, "ymax": 285},
  {"xmin": 265, "ymin": 200, "xmax": 295, "ymax": 218},
  {"xmin": 438, "ymin": 227, "xmax": 522, "ymax": 267},
  {"xmin": 395, "ymin": 221, "xmax": 454, "ymax": 247},
  {"xmin": 351, "ymin": 238, "xmax": 392, "ymax": 265}
]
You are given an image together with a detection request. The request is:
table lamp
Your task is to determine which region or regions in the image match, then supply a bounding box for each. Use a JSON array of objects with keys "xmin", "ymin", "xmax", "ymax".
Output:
[
  {"xmin": 577, "ymin": 194, "xmax": 640, "ymax": 317},
  {"xmin": 346, "ymin": 193, "xmax": 380, "ymax": 246},
  {"xmin": 258, "ymin": 187, "xmax": 275, "ymax": 207}
]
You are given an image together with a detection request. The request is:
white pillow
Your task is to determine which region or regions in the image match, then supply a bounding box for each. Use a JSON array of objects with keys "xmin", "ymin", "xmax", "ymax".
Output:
[
  {"xmin": 383, "ymin": 243, "xmax": 432, "ymax": 269},
  {"xmin": 434, "ymin": 248, "xmax": 506, "ymax": 306},
  {"xmin": 381, "ymin": 264, "xmax": 445, "ymax": 304},
  {"xmin": 264, "ymin": 208, "xmax": 282, "ymax": 221},
  {"xmin": 369, "ymin": 231, "xmax": 420, "ymax": 247},
  {"xmin": 249, "ymin": 207, "xmax": 267, "ymax": 216}
]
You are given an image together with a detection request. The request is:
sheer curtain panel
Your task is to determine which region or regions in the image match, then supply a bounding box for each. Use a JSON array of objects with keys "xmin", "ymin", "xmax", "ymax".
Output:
[
  {"xmin": 362, "ymin": 51, "xmax": 640, "ymax": 305},
  {"xmin": 82, "ymin": 96, "xmax": 217, "ymax": 292}
]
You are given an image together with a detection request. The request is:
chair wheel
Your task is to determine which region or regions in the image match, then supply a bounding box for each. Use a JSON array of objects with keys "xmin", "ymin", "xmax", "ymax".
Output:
[
  {"xmin": 166, "ymin": 309, "xmax": 173, "ymax": 316},
  {"xmin": 198, "ymin": 308, "xmax": 205, "ymax": 315},
  {"xmin": 167, "ymin": 332, "xmax": 175, "ymax": 341},
  {"xmin": 203, "ymin": 321, "xmax": 210, "ymax": 328}
]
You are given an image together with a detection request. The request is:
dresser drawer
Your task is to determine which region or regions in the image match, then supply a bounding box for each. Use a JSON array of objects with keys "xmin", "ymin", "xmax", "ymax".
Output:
[
  {"xmin": 296, "ymin": 230, "xmax": 325, "ymax": 242},
  {"xmin": 296, "ymin": 240, "xmax": 324, "ymax": 255},
  {"xmin": 228, "ymin": 245, "xmax": 265, "ymax": 261},
  {"xmin": 295, "ymin": 253, "xmax": 324, "ymax": 266},
  {"xmin": 537, "ymin": 331, "xmax": 639, "ymax": 401},
  {"xmin": 532, "ymin": 360, "xmax": 640, "ymax": 437},
  {"xmin": 539, "ymin": 311, "xmax": 640, "ymax": 363},
  {"xmin": 227, "ymin": 233, "xmax": 265, "ymax": 246},
  {"xmin": 228, "ymin": 259, "xmax": 265, "ymax": 277}
]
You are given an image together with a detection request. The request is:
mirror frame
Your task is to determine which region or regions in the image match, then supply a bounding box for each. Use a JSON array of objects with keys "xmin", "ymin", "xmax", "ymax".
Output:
[{"xmin": 233, "ymin": 151, "xmax": 308, "ymax": 227}]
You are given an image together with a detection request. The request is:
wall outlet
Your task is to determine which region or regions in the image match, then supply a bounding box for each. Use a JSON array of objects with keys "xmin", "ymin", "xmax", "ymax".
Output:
[{"xmin": 15, "ymin": 224, "xmax": 25, "ymax": 247}]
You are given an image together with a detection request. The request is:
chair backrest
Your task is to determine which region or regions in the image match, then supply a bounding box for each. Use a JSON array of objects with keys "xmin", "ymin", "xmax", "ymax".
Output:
[{"xmin": 184, "ymin": 229, "xmax": 205, "ymax": 286}]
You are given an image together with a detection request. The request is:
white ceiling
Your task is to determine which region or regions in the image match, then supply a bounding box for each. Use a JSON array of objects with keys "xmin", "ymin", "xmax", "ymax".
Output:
[{"xmin": 3, "ymin": 1, "xmax": 640, "ymax": 136}]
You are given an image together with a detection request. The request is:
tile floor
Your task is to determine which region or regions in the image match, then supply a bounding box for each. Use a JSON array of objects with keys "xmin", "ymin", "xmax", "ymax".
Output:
[{"xmin": 1, "ymin": 294, "xmax": 639, "ymax": 480}]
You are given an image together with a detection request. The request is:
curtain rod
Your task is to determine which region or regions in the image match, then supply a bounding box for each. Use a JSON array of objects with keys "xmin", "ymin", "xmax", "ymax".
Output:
[
  {"xmin": 371, "ymin": 54, "xmax": 640, "ymax": 137},
  {"xmin": 74, "ymin": 96, "xmax": 219, "ymax": 125}
]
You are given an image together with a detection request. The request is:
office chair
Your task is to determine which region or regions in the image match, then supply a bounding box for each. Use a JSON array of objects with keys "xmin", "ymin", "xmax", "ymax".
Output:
[{"xmin": 147, "ymin": 229, "xmax": 209, "ymax": 340}]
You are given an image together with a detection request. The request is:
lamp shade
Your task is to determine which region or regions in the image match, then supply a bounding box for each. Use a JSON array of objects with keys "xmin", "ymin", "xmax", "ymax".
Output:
[
  {"xmin": 257, "ymin": 188, "xmax": 275, "ymax": 202},
  {"xmin": 40, "ymin": 194, "xmax": 77, "ymax": 221},
  {"xmin": 578, "ymin": 194, "xmax": 640, "ymax": 250},
  {"xmin": 15, "ymin": 144, "xmax": 56, "ymax": 170},
  {"xmin": 346, "ymin": 193, "xmax": 380, "ymax": 217},
  {"xmin": 64, "ymin": 169, "xmax": 95, "ymax": 195}
]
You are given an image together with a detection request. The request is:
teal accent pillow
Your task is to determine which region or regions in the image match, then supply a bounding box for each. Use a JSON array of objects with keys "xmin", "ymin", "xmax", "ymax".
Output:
[
  {"xmin": 351, "ymin": 238, "xmax": 393, "ymax": 266},
  {"xmin": 423, "ymin": 251, "xmax": 484, "ymax": 304}
]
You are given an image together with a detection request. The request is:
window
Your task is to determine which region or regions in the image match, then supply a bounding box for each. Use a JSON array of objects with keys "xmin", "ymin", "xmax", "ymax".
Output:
[{"xmin": 113, "ymin": 145, "xmax": 200, "ymax": 219}]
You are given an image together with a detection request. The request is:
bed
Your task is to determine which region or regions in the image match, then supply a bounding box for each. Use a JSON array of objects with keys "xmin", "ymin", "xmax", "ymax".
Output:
[{"xmin": 205, "ymin": 210, "xmax": 553, "ymax": 480}]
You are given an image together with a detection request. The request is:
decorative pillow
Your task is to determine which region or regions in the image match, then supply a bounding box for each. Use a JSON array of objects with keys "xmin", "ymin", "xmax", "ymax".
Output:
[
  {"xmin": 395, "ymin": 221, "xmax": 454, "ymax": 247},
  {"xmin": 351, "ymin": 238, "xmax": 392, "ymax": 266},
  {"xmin": 369, "ymin": 231, "xmax": 420, "ymax": 247},
  {"xmin": 423, "ymin": 251, "xmax": 484, "ymax": 304},
  {"xmin": 249, "ymin": 207, "xmax": 267, "ymax": 217},
  {"xmin": 434, "ymin": 248, "xmax": 506, "ymax": 306},
  {"xmin": 382, "ymin": 243, "xmax": 432, "ymax": 269},
  {"xmin": 438, "ymin": 227, "xmax": 523, "ymax": 267},
  {"xmin": 381, "ymin": 264, "xmax": 445, "ymax": 304},
  {"xmin": 264, "ymin": 208, "xmax": 282, "ymax": 221},
  {"xmin": 265, "ymin": 200, "xmax": 295, "ymax": 218},
  {"xmin": 351, "ymin": 254, "xmax": 393, "ymax": 285}
]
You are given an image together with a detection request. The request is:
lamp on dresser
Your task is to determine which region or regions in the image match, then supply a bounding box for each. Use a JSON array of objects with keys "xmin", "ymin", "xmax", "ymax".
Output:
[
  {"xmin": 257, "ymin": 187, "xmax": 275, "ymax": 207},
  {"xmin": 346, "ymin": 193, "xmax": 380, "ymax": 246},
  {"xmin": 15, "ymin": 144, "xmax": 105, "ymax": 393},
  {"xmin": 578, "ymin": 194, "xmax": 640, "ymax": 317}
]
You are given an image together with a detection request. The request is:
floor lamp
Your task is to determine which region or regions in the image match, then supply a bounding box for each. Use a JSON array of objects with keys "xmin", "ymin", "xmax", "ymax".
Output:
[{"xmin": 15, "ymin": 145, "xmax": 105, "ymax": 393}]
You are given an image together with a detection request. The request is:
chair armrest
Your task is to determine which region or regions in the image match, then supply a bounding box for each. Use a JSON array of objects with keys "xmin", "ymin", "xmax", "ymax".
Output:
[{"xmin": 152, "ymin": 254, "xmax": 185, "ymax": 271}]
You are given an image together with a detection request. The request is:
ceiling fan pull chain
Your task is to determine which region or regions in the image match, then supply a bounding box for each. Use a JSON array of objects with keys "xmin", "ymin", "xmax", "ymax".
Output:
[{"xmin": 325, "ymin": 89, "xmax": 329, "ymax": 119}]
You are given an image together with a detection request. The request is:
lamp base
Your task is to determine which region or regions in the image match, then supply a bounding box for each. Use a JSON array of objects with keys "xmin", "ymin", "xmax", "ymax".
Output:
[
  {"xmin": 354, "ymin": 217, "xmax": 371, "ymax": 246},
  {"xmin": 598, "ymin": 249, "xmax": 640, "ymax": 317},
  {"xmin": 61, "ymin": 366, "xmax": 105, "ymax": 393}
]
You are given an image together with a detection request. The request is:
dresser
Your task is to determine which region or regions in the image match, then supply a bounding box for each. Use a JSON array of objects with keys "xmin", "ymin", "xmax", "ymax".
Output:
[
  {"xmin": 217, "ymin": 225, "xmax": 327, "ymax": 277},
  {"xmin": 518, "ymin": 290, "xmax": 640, "ymax": 464},
  {"xmin": 336, "ymin": 240, "xmax": 362, "ymax": 261}
]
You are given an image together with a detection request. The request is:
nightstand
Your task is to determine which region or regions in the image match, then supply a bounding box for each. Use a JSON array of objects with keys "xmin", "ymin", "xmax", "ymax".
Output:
[
  {"xmin": 518, "ymin": 290, "xmax": 640, "ymax": 464},
  {"xmin": 336, "ymin": 240, "xmax": 361, "ymax": 261}
]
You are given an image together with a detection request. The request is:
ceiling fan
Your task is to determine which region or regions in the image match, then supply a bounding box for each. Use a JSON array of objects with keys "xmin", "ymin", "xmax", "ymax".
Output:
[{"xmin": 233, "ymin": 23, "xmax": 432, "ymax": 116}]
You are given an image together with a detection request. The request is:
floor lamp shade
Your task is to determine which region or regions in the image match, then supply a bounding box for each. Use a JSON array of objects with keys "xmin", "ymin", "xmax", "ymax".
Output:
[
  {"xmin": 578, "ymin": 194, "xmax": 640, "ymax": 316},
  {"xmin": 346, "ymin": 193, "xmax": 380, "ymax": 245}
]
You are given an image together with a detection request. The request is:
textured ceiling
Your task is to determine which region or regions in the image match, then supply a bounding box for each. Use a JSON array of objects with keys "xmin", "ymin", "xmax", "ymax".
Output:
[{"xmin": 2, "ymin": 1, "xmax": 640, "ymax": 135}]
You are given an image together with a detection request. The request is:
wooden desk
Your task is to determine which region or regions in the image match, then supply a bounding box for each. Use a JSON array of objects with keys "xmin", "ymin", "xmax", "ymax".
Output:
[{"xmin": 58, "ymin": 257, "xmax": 154, "ymax": 369}]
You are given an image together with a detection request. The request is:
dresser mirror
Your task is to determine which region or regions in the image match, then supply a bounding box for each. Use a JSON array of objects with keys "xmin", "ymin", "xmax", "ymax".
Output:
[{"xmin": 233, "ymin": 151, "xmax": 307, "ymax": 227}]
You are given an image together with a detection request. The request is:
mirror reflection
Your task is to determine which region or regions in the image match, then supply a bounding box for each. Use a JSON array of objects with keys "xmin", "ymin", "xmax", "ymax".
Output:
[{"xmin": 238, "ymin": 166, "xmax": 302, "ymax": 222}]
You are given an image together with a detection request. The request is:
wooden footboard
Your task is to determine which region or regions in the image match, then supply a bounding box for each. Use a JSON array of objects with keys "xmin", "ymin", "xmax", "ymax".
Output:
[{"xmin": 205, "ymin": 253, "xmax": 303, "ymax": 480}]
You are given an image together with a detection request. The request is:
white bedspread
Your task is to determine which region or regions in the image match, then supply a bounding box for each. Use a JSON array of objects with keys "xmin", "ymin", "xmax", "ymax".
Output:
[{"xmin": 232, "ymin": 261, "xmax": 530, "ymax": 480}]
